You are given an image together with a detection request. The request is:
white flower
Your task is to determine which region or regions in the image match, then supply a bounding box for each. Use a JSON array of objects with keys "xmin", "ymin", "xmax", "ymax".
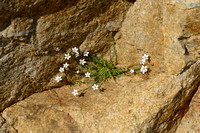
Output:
[
  {"xmin": 140, "ymin": 65, "xmax": 148, "ymax": 74},
  {"xmin": 65, "ymin": 53, "xmax": 71, "ymax": 60},
  {"xmin": 92, "ymin": 84, "xmax": 98, "ymax": 90},
  {"xmin": 85, "ymin": 72, "xmax": 91, "ymax": 78},
  {"xmin": 75, "ymin": 52, "xmax": 79, "ymax": 57},
  {"xmin": 59, "ymin": 67, "xmax": 64, "ymax": 72},
  {"xmin": 130, "ymin": 69, "xmax": 134, "ymax": 73},
  {"xmin": 72, "ymin": 89, "xmax": 78, "ymax": 96},
  {"xmin": 76, "ymin": 70, "xmax": 80, "ymax": 74},
  {"xmin": 80, "ymin": 59, "xmax": 86, "ymax": 65},
  {"xmin": 63, "ymin": 62, "xmax": 69, "ymax": 68},
  {"xmin": 140, "ymin": 58, "xmax": 146, "ymax": 65},
  {"xmin": 55, "ymin": 76, "xmax": 62, "ymax": 82},
  {"xmin": 56, "ymin": 47, "xmax": 60, "ymax": 51},
  {"xmin": 72, "ymin": 47, "xmax": 78, "ymax": 53},
  {"xmin": 83, "ymin": 51, "xmax": 89, "ymax": 57},
  {"xmin": 142, "ymin": 54, "xmax": 149, "ymax": 60}
]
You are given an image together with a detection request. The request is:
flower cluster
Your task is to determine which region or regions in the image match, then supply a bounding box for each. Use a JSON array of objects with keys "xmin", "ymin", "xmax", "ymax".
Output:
[
  {"xmin": 55, "ymin": 47, "xmax": 96, "ymax": 96},
  {"xmin": 140, "ymin": 54, "xmax": 149, "ymax": 65},
  {"xmin": 128, "ymin": 54, "xmax": 149, "ymax": 75},
  {"xmin": 140, "ymin": 54, "xmax": 149, "ymax": 74},
  {"xmin": 55, "ymin": 45, "xmax": 151, "ymax": 96}
]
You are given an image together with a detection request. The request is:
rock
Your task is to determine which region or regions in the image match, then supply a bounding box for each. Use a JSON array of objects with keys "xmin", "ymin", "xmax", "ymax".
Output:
[
  {"xmin": 116, "ymin": 0, "xmax": 200, "ymax": 75},
  {"xmin": 0, "ymin": 0, "xmax": 133, "ymax": 112},
  {"xmin": 114, "ymin": 1, "xmax": 200, "ymax": 131},
  {"xmin": 0, "ymin": 115, "xmax": 5, "ymax": 128},
  {"xmin": 176, "ymin": 86, "xmax": 200, "ymax": 133},
  {"xmin": 1, "ymin": 59, "xmax": 199, "ymax": 132},
  {"xmin": 0, "ymin": 0, "xmax": 200, "ymax": 132},
  {"xmin": 114, "ymin": 0, "xmax": 200, "ymax": 132}
]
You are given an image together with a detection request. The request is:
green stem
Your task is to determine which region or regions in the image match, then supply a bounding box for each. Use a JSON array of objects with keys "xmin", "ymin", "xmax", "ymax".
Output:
[
  {"xmin": 78, "ymin": 81, "xmax": 98, "ymax": 92},
  {"xmin": 71, "ymin": 80, "xmax": 95, "ymax": 84},
  {"xmin": 110, "ymin": 37, "xmax": 117, "ymax": 64}
]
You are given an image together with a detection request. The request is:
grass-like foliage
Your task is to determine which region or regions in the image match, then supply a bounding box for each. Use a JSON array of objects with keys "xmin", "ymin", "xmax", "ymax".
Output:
[
  {"xmin": 86, "ymin": 56, "xmax": 126, "ymax": 84},
  {"xmin": 55, "ymin": 38, "xmax": 150, "ymax": 96}
]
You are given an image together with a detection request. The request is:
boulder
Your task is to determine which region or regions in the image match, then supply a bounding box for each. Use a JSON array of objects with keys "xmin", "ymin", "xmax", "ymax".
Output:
[
  {"xmin": 0, "ymin": 0, "xmax": 200, "ymax": 132},
  {"xmin": 176, "ymin": 86, "xmax": 200, "ymax": 133},
  {"xmin": 0, "ymin": 0, "xmax": 133, "ymax": 112}
]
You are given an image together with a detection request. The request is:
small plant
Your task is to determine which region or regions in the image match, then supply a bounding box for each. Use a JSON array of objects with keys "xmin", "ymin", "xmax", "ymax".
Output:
[{"xmin": 55, "ymin": 39, "xmax": 151, "ymax": 96}]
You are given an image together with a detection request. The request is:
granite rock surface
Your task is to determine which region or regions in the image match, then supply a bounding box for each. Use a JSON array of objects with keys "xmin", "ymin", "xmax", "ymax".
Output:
[
  {"xmin": 176, "ymin": 86, "xmax": 200, "ymax": 133},
  {"xmin": 0, "ymin": 0, "xmax": 200, "ymax": 132},
  {"xmin": 0, "ymin": 0, "xmax": 133, "ymax": 112}
]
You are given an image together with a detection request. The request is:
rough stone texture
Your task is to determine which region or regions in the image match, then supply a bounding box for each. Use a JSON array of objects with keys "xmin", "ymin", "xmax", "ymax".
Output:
[
  {"xmin": 176, "ymin": 86, "xmax": 200, "ymax": 133},
  {"xmin": 0, "ymin": 0, "xmax": 133, "ymax": 112},
  {"xmin": 0, "ymin": 0, "xmax": 200, "ymax": 132},
  {"xmin": 1, "ymin": 61, "xmax": 199, "ymax": 132},
  {"xmin": 113, "ymin": 1, "xmax": 200, "ymax": 131},
  {"xmin": 116, "ymin": 0, "xmax": 200, "ymax": 75}
]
